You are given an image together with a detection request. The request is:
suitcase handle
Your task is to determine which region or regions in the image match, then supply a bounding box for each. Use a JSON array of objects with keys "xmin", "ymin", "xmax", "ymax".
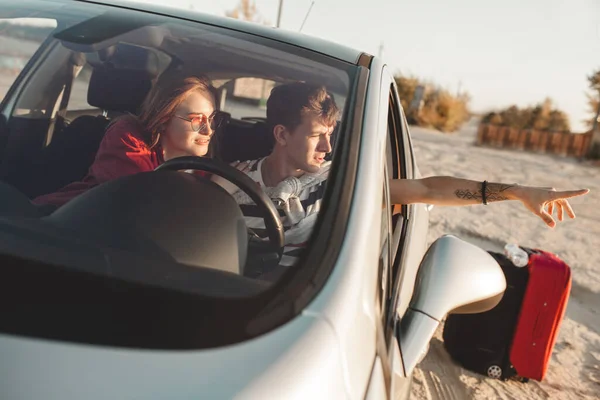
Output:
[{"xmin": 521, "ymin": 247, "xmax": 540, "ymax": 256}]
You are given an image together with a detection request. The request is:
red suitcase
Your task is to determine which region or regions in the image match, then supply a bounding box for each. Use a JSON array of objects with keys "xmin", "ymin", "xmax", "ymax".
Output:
[{"xmin": 509, "ymin": 249, "xmax": 572, "ymax": 381}]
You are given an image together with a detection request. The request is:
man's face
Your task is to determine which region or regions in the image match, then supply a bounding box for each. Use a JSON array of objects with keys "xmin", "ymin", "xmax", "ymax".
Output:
[{"xmin": 283, "ymin": 113, "xmax": 334, "ymax": 174}]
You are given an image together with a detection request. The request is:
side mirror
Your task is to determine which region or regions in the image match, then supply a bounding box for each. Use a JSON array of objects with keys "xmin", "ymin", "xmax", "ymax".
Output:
[{"xmin": 398, "ymin": 235, "xmax": 506, "ymax": 376}]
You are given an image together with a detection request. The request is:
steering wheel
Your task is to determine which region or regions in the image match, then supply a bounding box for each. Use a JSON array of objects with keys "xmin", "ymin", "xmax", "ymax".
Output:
[{"xmin": 155, "ymin": 156, "xmax": 285, "ymax": 251}]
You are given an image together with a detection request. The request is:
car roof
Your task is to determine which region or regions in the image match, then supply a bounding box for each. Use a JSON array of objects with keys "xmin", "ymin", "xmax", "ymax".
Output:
[{"xmin": 74, "ymin": 0, "xmax": 366, "ymax": 65}]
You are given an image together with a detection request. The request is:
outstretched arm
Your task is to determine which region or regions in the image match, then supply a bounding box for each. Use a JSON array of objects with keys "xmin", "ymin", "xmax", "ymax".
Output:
[{"xmin": 389, "ymin": 176, "xmax": 589, "ymax": 228}]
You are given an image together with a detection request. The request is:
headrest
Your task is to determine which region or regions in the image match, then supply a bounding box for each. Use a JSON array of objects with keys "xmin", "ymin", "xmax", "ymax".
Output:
[
  {"xmin": 217, "ymin": 120, "xmax": 273, "ymax": 163},
  {"xmin": 87, "ymin": 67, "xmax": 153, "ymax": 114}
]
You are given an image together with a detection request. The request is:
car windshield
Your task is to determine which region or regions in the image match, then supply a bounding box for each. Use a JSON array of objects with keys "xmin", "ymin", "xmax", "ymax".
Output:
[{"xmin": 0, "ymin": 0, "xmax": 359, "ymax": 347}]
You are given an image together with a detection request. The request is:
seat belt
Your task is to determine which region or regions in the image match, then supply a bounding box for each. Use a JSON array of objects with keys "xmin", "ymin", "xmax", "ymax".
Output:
[{"xmin": 46, "ymin": 52, "xmax": 85, "ymax": 145}]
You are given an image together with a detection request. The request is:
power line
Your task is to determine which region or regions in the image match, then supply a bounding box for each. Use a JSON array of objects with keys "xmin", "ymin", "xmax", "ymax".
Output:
[{"xmin": 299, "ymin": 1, "xmax": 315, "ymax": 32}]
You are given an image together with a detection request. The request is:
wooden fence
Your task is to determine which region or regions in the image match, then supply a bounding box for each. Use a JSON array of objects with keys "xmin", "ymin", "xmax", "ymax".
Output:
[{"xmin": 476, "ymin": 124, "xmax": 593, "ymax": 158}]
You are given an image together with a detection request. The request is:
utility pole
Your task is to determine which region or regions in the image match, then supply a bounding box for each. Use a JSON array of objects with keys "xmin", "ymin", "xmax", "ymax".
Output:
[
  {"xmin": 378, "ymin": 42, "xmax": 384, "ymax": 59},
  {"xmin": 276, "ymin": 0, "xmax": 283, "ymax": 28}
]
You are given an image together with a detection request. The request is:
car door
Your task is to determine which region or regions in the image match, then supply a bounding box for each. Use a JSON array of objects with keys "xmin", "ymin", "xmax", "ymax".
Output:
[
  {"xmin": 376, "ymin": 67, "xmax": 430, "ymax": 397},
  {"xmin": 387, "ymin": 75, "xmax": 430, "ymax": 320}
]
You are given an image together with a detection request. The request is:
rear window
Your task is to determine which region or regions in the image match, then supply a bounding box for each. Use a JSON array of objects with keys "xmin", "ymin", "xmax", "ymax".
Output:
[{"xmin": 0, "ymin": 18, "xmax": 56, "ymax": 103}]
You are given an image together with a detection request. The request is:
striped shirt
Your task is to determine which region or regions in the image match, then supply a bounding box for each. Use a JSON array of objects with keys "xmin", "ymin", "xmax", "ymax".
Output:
[{"xmin": 235, "ymin": 158, "xmax": 328, "ymax": 267}]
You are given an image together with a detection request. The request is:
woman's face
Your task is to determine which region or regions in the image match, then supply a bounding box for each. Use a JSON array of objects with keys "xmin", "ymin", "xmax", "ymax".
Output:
[{"xmin": 161, "ymin": 90, "xmax": 215, "ymax": 160}]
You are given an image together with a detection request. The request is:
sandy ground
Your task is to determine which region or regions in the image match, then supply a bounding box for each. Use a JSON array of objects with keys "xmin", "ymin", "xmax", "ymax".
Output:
[{"xmin": 408, "ymin": 119, "xmax": 600, "ymax": 399}]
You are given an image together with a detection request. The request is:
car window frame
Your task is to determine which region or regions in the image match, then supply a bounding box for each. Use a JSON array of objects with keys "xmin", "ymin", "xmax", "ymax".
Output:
[
  {"xmin": 385, "ymin": 74, "xmax": 431, "ymax": 359},
  {"xmin": 383, "ymin": 83, "xmax": 411, "ymax": 320},
  {"xmin": 373, "ymin": 67, "xmax": 420, "ymax": 393},
  {"xmin": 379, "ymin": 159, "xmax": 392, "ymax": 323}
]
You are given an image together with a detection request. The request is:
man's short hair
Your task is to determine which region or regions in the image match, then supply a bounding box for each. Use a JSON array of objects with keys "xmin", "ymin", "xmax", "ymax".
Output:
[{"xmin": 266, "ymin": 82, "xmax": 340, "ymax": 136}]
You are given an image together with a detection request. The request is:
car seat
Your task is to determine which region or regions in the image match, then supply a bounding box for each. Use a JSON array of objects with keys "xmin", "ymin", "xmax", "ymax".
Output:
[
  {"xmin": 28, "ymin": 66, "xmax": 154, "ymax": 198},
  {"xmin": 216, "ymin": 118, "xmax": 274, "ymax": 163},
  {"xmin": 9, "ymin": 43, "xmax": 160, "ymax": 199}
]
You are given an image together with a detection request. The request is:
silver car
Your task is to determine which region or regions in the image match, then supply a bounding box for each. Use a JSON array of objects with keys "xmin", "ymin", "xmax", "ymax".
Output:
[{"xmin": 0, "ymin": 0, "xmax": 506, "ymax": 399}]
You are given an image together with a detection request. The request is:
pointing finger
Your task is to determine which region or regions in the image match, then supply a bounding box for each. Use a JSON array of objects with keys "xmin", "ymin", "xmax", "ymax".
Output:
[{"xmin": 551, "ymin": 188, "xmax": 590, "ymax": 200}]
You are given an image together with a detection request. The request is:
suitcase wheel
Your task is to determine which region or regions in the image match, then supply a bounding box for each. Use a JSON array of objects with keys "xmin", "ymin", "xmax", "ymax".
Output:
[{"xmin": 486, "ymin": 365, "xmax": 503, "ymax": 379}]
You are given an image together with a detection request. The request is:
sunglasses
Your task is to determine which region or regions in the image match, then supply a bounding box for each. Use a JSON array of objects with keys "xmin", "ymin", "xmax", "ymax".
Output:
[{"xmin": 174, "ymin": 111, "xmax": 227, "ymax": 133}]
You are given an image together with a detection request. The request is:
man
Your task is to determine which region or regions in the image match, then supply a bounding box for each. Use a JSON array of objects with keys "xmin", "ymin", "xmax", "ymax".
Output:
[{"xmin": 222, "ymin": 82, "xmax": 589, "ymax": 267}]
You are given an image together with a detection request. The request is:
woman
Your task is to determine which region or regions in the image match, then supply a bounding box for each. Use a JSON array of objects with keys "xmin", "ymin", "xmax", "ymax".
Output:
[{"xmin": 34, "ymin": 72, "xmax": 222, "ymax": 207}]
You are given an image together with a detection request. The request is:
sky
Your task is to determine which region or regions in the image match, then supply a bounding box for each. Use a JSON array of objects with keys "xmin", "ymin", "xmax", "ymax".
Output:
[{"xmin": 129, "ymin": 0, "xmax": 600, "ymax": 132}]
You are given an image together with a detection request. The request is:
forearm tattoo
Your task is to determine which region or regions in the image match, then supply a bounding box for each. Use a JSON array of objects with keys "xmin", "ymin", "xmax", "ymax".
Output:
[{"xmin": 454, "ymin": 183, "xmax": 514, "ymax": 202}]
